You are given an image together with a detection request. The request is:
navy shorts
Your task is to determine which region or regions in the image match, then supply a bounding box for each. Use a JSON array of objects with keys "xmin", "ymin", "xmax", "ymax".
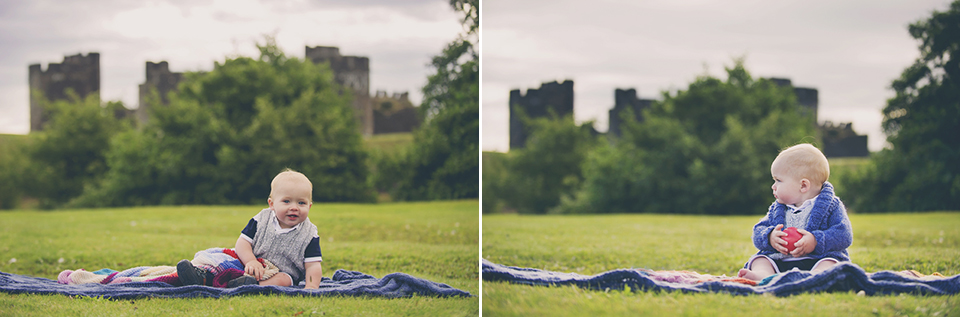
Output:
[
  {"xmin": 773, "ymin": 258, "xmax": 820, "ymax": 271},
  {"xmin": 746, "ymin": 255, "xmax": 839, "ymax": 273}
]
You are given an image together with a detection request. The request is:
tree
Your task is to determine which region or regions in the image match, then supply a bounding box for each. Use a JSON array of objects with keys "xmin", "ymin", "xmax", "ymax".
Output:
[
  {"xmin": 843, "ymin": 1, "xmax": 960, "ymax": 212},
  {"xmin": 0, "ymin": 135, "xmax": 30, "ymax": 209},
  {"xmin": 78, "ymin": 38, "xmax": 373, "ymax": 206},
  {"xmin": 561, "ymin": 61, "xmax": 817, "ymax": 215},
  {"xmin": 490, "ymin": 115, "xmax": 600, "ymax": 214},
  {"xmin": 24, "ymin": 92, "xmax": 132, "ymax": 208},
  {"xmin": 388, "ymin": 0, "xmax": 479, "ymax": 200}
]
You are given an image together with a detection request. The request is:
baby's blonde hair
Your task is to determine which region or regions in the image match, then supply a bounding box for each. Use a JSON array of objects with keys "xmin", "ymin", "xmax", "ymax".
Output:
[
  {"xmin": 772, "ymin": 144, "xmax": 830, "ymax": 185},
  {"xmin": 270, "ymin": 168, "xmax": 313, "ymax": 201}
]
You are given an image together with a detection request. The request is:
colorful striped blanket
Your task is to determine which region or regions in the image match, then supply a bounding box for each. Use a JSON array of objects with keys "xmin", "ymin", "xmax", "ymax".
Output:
[
  {"xmin": 56, "ymin": 248, "xmax": 279, "ymax": 287},
  {"xmin": 482, "ymin": 259, "xmax": 960, "ymax": 296},
  {"xmin": 0, "ymin": 249, "xmax": 472, "ymax": 298}
]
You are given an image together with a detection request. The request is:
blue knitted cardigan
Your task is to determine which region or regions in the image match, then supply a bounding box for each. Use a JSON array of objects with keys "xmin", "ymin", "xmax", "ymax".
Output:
[{"xmin": 746, "ymin": 182, "xmax": 852, "ymax": 267}]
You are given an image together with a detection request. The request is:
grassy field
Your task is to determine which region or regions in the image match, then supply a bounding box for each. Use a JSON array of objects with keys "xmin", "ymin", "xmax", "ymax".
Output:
[
  {"xmin": 482, "ymin": 212, "xmax": 960, "ymax": 316},
  {"xmin": 364, "ymin": 132, "xmax": 414, "ymax": 154},
  {"xmin": 0, "ymin": 200, "xmax": 479, "ymax": 316}
]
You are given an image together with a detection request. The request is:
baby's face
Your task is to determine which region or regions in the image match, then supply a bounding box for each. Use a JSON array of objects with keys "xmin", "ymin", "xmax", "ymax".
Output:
[
  {"xmin": 770, "ymin": 162, "xmax": 804, "ymax": 206},
  {"xmin": 268, "ymin": 179, "xmax": 313, "ymax": 229}
]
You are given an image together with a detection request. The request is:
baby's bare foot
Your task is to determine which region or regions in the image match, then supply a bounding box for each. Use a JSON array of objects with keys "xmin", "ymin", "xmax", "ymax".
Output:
[{"xmin": 738, "ymin": 269, "xmax": 762, "ymax": 281}]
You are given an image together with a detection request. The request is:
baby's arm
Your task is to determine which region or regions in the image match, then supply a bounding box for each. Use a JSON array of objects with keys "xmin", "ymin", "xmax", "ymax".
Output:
[
  {"xmin": 303, "ymin": 261, "xmax": 323, "ymax": 289},
  {"xmin": 809, "ymin": 202, "xmax": 853, "ymax": 255},
  {"xmin": 235, "ymin": 237, "xmax": 265, "ymax": 280},
  {"xmin": 752, "ymin": 203, "xmax": 786, "ymax": 253},
  {"xmin": 768, "ymin": 224, "xmax": 789, "ymax": 254},
  {"xmin": 791, "ymin": 228, "xmax": 817, "ymax": 257},
  {"xmin": 792, "ymin": 200, "xmax": 853, "ymax": 257}
]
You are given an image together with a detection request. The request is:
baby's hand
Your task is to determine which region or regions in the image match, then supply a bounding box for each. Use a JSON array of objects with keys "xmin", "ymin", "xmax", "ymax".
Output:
[
  {"xmin": 769, "ymin": 224, "xmax": 789, "ymax": 254},
  {"xmin": 245, "ymin": 260, "xmax": 265, "ymax": 281},
  {"xmin": 790, "ymin": 228, "xmax": 817, "ymax": 257}
]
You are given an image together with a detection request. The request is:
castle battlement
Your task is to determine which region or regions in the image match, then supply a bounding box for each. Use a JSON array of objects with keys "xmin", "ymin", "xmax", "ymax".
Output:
[
  {"xmin": 767, "ymin": 77, "xmax": 819, "ymax": 120},
  {"xmin": 306, "ymin": 45, "xmax": 372, "ymax": 135},
  {"xmin": 608, "ymin": 88, "xmax": 654, "ymax": 137},
  {"xmin": 29, "ymin": 52, "xmax": 101, "ymax": 131},
  {"xmin": 137, "ymin": 61, "xmax": 185, "ymax": 125},
  {"xmin": 508, "ymin": 80, "xmax": 574, "ymax": 150}
]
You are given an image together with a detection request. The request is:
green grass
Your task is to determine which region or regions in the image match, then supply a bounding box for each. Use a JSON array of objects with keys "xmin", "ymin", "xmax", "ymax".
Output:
[
  {"xmin": 482, "ymin": 212, "xmax": 960, "ymax": 316},
  {"xmin": 0, "ymin": 133, "xmax": 29, "ymax": 161},
  {"xmin": 364, "ymin": 132, "xmax": 414, "ymax": 153},
  {"xmin": 0, "ymin": 200, "xmax": 479, "ymax": 316}
]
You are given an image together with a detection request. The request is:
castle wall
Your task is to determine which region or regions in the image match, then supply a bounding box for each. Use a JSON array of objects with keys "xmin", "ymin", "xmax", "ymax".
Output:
[
  {"xmin": 305, "ymin": 46, "xmax": 372, "ymax": 136},
  {"xmin": 820, "ymin": 122, "xmax": 869, "ymax": 157},
  {"xmin": 137, "ymin": 61, "xmax": 184, "ymax": 125},
  {"xmin": 767, "ymin": 77, "xmax": 818, "ymax": 120},
  {"xmin": 372, "ymin": 91, "xmax": 420, "ymax": 134},
  {"xmin": 508, "ymin": 80, "xmax": 574, "ymax": 150},
  {"xmin": 608, "ymin": 88, "xmax": 653, "ymax": 137},
  {"xmin": 29, "ymin": 53, "xmax": 100, "ymax": 131},
  {"xmin": 823, "ymin": 135, "xmax": 869, "ymax": 157},
  {"xmin": 793, "ymin": 87, "xmax": 818, "ymax": 120}
]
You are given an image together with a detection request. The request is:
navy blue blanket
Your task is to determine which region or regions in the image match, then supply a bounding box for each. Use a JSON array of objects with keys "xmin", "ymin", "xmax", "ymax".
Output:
[
  {"xmin": 0, "ymin": 269, "xmax": 471, "ymax": 299},
  {"xmin": 482, "ymin": 259, "xmax": 960, "ymax": 296}
]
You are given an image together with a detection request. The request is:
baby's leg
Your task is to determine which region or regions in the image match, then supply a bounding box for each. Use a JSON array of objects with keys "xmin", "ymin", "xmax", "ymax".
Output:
[
  {"xmin": 259, "ymin": 272, "xmax": 293, "ymax": 287},
  {"xmin": 738, "ymin": 257, "xmax": 778, "ymax": 281},
  {"xmin": 810, "ymin": 258, "xmax": 838, "ymax": 274}
]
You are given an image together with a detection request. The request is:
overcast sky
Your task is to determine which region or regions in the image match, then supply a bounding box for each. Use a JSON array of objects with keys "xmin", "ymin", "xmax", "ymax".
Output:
[
  {"xmin": 0, "ymin": 0, "xmax": 462, "ymax": 134},
  {"xmin": 481, "ymin": 0, "xmax": 952, "ymax": 153}
]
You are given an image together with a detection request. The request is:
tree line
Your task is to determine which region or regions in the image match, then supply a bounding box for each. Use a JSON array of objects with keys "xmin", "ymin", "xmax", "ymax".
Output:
[
  {"xmin": 0, "ymin": 0, "xmax": 478, "ymax": 209},
  {"xmin": 485, "ymin": 1, "xmax": 959, "ymax": 215}
]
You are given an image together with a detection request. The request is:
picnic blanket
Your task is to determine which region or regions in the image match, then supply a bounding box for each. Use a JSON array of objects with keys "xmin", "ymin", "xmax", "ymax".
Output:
[
  {"xmin": 482, "ymin": 259, "xmax": 960, "ymax": 296},
  {"xmin": 55, "ymin": 248, "xmax": 281, "ymax": 287},
  {"xmin": 0, "ymin": 248, "xmax": 471, "ymax": 299}
]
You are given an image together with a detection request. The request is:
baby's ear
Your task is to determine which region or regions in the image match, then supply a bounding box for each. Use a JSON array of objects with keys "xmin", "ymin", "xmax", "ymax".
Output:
[
  {"xmin": 267, "ymin": 198, "xmax": 274, "ymax": 207},
  {"xmin": 799, "ymin": 179, "xmax": 811, "ymax": 192}
]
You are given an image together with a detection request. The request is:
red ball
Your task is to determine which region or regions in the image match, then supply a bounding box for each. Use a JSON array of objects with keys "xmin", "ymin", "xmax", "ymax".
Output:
[{"xmin": 783, "ymin": 227, "xmax": 802, "ymax": 252}]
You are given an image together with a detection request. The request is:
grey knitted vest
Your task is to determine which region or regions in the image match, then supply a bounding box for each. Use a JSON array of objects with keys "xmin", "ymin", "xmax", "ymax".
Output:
[{"xmin": 251, "ymin": 208, "xmax": 318, "ymax": 283}]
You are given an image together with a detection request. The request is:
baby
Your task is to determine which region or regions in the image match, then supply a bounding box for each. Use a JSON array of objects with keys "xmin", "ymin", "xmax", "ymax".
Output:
[
  {"xmin": 179, "ymin": 169, "xmax": 324, "ymax": 288},
  {"xmin": 738, "ymin": 144, "xmax": 852, "ymax": 281}
]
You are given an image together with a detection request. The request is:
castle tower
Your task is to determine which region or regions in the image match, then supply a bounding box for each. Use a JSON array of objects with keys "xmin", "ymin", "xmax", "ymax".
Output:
[
  {"xmin": 28, "ymin": 52, "xmax": 101, "ymax": 131},
  {"xmin": 508, "ymin": 80, "xmax": 574, "ymax": 150},
  {"xmin": 767, "ymin": 77, "xmax": 818, "ymax": 120},
  {"xmin": 819, "ymin": 121, "xmax": 869, "ymax": 157},
  {"xmin": 768, "ymin": 77, "xmax": 867, "ymax": 157},
  {"xmin": 372, "ymin": 91, "xmax": 420, "ymax": 134},
  {"xmin": 305, "ymin": 46, "xmax": 372, "ymax": 136},
  {"xmin": 137, "ymin": 61, "xmax": 184, "ymax": 125},
  {"xmin": 608, "ymin": 88, "xmax": 654, "ymax": 137}
]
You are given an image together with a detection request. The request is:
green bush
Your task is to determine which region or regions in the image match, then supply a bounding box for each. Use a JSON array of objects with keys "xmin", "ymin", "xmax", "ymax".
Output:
[
  {"xmin": 0, "ymin": 135, "xmax": 30, "ymax": 209},
  {"xmin": 486, "ymin": 115, "xmax": 600, "ymax": 214},
  {"xmin": 25, "ymin": 93, "xmax": 133, "ymax": 208},
  {"xmin": 561, "ymin": 61, "xmax": 817, "ymax": 215},
  {"xmin": 481, "ymin": 151, "xmax": 508, "ymax": 214},
  {"xmin": 390, "ymin": 100, "xmax": 479, "ymax": 201},
  {"xmin": 76, "ymin": 38, "xmax": 374, "ymax": 206}
]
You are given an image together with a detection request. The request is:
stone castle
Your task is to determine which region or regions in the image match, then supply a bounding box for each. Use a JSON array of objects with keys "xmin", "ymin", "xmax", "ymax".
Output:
[
  {"xmin": 510, "ymin": 79, "xmax": 869, "ymax": 157},
  {"xmin": 607, "ymin": 88, "xmax": 653, "ymax": 137},
  {"xmin": 29, "ymin": 53, "xmax": 101, "ymax": 131},
  {"xmin": 29, "ymin": 47, "xmax": 419, "ymax": 135},
  {"xmin": 371, "ymin": 91, "xmax": 420, "ymax": 134},
  {"xmin": 305, "ymin": 46, "xmax": 373, "ymax": 135},
  {"xmin": 136, "ymin": 61, "xmax": 183, "ymax": 124},
  {"xmin": 508, "ymin": 80, "xmax": 575, "ymax": 149}
]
